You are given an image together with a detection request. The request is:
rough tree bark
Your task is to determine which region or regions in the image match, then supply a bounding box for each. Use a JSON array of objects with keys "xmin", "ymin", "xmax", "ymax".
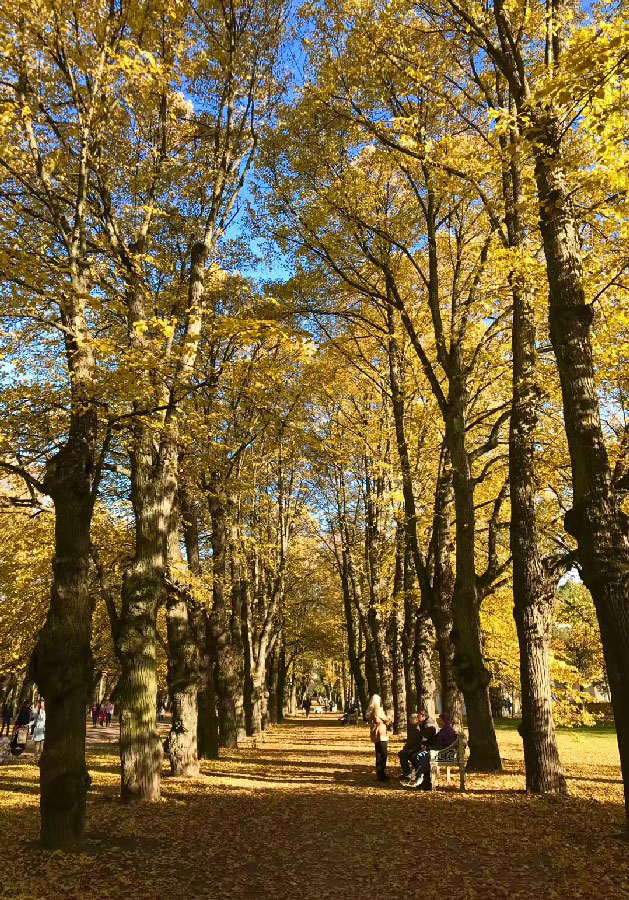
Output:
[
  {"xmin": 208, "ymin": 478, "xmax": 245, "ymax": 748},
  {"xmin": 502, "ymin": 123, "xmax": 566, "ymax": 793},
  {"xmin": 180, "ymin": 491, "xmax": 219, "ymax": 761},
  {"xmin": 413, "ymin": 609, "xmax": 436, "ymax": 717},
  {"xmin": 386, "ymin": 301, "xmax": 460, "ymax": 722},
  {"xmin": 446, "ymin": 379, "xmax": 502, "ymax": 771},
  {"xmin": 338, "ymin": 543, "xmax": 369, "ymax": 716},
  {"xmin": 534, "ymin": 123, "xmax": 629, "ymax": 813},
  {"xmin": 165, "ymin": 501, "xmax": 200, "ymax": 778},
  {"xmin": 429, "ymin": 458, "xmax": 462, "ymax": 723},
  {"xmin": 389, "ymin": 530, "xmax": 407, "ymax": 733},
  {"xmin": 117, "ymin": 425, "xmax": 171, "ymax": 801},
  {"xmin": 363, "ymin": 458, "xmax": 395, "ymax": 714},
  {"xmin": 32, "ymin": 396, "xmax": 98, "ymax": 847}
]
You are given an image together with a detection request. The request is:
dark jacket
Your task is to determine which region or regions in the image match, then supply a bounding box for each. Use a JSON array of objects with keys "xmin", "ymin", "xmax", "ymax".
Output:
[
  {"xmin": 403, "ymin": 716, "xmax": 438, "ymax": 753},
  {"xmin": 435, "ymin": 724, "xmax": 457, "ymax": 748},
  {"xmin": 15, "ymin": 705, "xmax": 31, "ymax": 726}
]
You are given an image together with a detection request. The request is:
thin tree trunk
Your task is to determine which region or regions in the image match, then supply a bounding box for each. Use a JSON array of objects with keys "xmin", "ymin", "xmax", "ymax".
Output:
[
  {"xmin": 446, "ymin": 387, "xmax": 502, "ymax": 772},
  {"xmin": 208, "ymin": 479, "xmax": 243, "ymax": 749},
  {"xmin": 402, "ymin": 548, "xmax": 416, "ymax": 715},
  {"xmin": 413, "ymin": 608, "xmax": 436, "ymax": 717},
  {"xmin": 390, "ymin": 525, "xmax": 407, "ymax": 733},
  {"xmin": 277, "ymin": 638, "xmax": 287, "ymax": 723},
  {"xmin": 289, "ymin": 663, "xmax": 297, "ymax": 714},
  {"xmin": 430, "ymin": 458, "xmax": 462, "ymax": 723},
  {"xmin": 340, "ymin": 552, "xmax": 369, "ymax": 715},
  {"xmin": 165, "ymin": 504, "xmax": 200, "ymax": 778},
  {"xmin": 364, "ymin": 460, "xmax": 394, "ymax": 715},
  {"xmin": 364, "ymin": 636, "xmax": 379, "ymax": 700},
  {"xmin": 180, "ymin": 491, "xmax": 219, "ymax": 761},
  {"xmin": 196, "ymin": 616, "xmax": 219, "ymax": 760}
]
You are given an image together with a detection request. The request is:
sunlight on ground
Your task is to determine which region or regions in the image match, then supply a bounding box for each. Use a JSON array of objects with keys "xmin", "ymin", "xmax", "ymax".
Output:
[{"xmin": 0, "ymin": 716, "xmax": 626, "ymax": 900}]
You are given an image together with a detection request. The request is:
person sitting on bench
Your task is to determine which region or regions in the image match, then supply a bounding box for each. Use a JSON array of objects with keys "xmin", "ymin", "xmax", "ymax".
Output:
[
  {"xmin": 399, "ymin": 710, "xmax": 437, "ymax": 782},
  {"xmin": 407, "ymin": 712, "xmax": 457, "ymax": 790}
]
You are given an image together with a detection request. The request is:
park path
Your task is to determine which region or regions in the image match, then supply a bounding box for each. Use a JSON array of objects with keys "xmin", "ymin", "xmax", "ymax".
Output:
[{"xmin": 0, "ymin": 714, "xmax": 626, "ymax": 900}]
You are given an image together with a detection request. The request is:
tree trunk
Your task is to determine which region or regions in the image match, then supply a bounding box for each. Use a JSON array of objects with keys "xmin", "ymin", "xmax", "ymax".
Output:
[
  {"xmin": 266, "ymin": 644, "xmax": 279, "ymax": 726},
  {"xmin": 339, "ymin": 549, "xmax": 369, "ymax": 715},
  {"xmin": 208, "ymin": 480, "xmax": 245, "ymax": 748},
  {"xmin": 413, "ymin": 608, "xmax": 436, "ymax": 717},
  {"xmin": 277, "ymin": 639, "xmax": 287, "ymax": 723},
  {"xmin": 289, "ymin": 664, "xmax": 298, "ymax": 714},
  {"xmin": 196, "ymin": 623, "xmax": 219, "ymax": 761},
  {"xmin": 430, "ymin": 459, "xmax": 462, "ymax": 723},
  {"xmin": 364, "ymin": 635, "xmax": 379, "ymax": 700},
  {"xmin": 402, "ymin": 549, "xmax": 416, "ymax": 715},
  {"xmin": 32, "ymin": 422, "xmax": 97, "ymax": 848},
  {"xmin": 179, "ymin": 491, "xmax": 219, "ymax": 761},
  {"xmin": 165, "ymin": 496, "xmax": 200, "ymax": 777},
  {"xmin": 446, "ymin": 388, "xmax": 502, "ymax": 772},
  {"xmin": 389, "ymin": 609, "xmax": 407, "ymax": 734},
  {"xmin": 390, "ymin": 526, "xmax": 407, "ymax": 733},
  {"xmin": 166, "ymin": 590, "xmax": 200, "ymax": 777},
  {"xmin": 118, "ymin": 569, "xmax": 163, "ymax": 801},
  {"xmin": 531, "ymin": 115, "xmax": 629, "ymax": 818},
  {"xmin": 505, "ymin": 131, "xmax": 566, "ymax": 793},
  {"xmin": 117, "ymin": 426, "xmax": 171, "ymax": 801},
  {"xmin": 364, "ymin": 461, "xmax": 394, "ymax": 715}
]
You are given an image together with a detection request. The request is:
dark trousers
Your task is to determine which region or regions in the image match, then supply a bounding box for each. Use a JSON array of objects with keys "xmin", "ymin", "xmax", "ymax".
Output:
[
  {"xmin": 400, "ymin": 748, "xmax": 425, "ymax": 776},
  {"xmin": 413, "ymin": 750, "xmax": 431, "ymax": 782},
  {"xmin": 0, "ymin": 716, "xmax": 10, "ymax": 736},
  {"xmin": 375, "ymin": 741, "xmax": 388, "ymax": 780}
]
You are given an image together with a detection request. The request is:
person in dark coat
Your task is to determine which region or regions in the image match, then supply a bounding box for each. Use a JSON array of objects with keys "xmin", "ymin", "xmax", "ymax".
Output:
[
  {"xmin": 408, "ymin": 712, "xmax": 457, "ymax": 790},
  {"xmin": 1, "ymin": 700, "xmax": 13, "ymax": 736},
  {"xmin": 399, "ymin": 710, "xmax": 437, "ymax": 781},
  {"xmin": 15, "ymin": 701, "xmax": 32, "ymax": 727}
]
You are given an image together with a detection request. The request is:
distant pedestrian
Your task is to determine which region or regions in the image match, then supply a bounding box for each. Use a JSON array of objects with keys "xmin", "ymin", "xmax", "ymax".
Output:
[
  {"xmin": 158, "ymin": 704, "xmax": 166, "ymax": 723},
  {"xmin": 32, "ymin": 701, "xmax": 46, "ymax": 763},
  {"xmin": 15, "ymin": 701, "xmax": 31, "ymax": 727},
  {"xmin": 91, "ymin": 703, "xmax": 100, "ymax": 727},
  {"xmin": 366, "ymin": 694, "xmax": 390, "ymax": 782},
  {"xmin": 302, "ymin": 697, "xmax": 311, "ymax": 718},
  {"xmin": 1, "ymin": 700, "xmax": 12, "ymax": 736},
  {"xmin": 104, "ymin": 700, "xmax": 114, "ymax": 726}
]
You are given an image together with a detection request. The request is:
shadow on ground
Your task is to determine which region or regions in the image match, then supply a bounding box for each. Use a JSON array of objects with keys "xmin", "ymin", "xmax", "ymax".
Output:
[{"xmin": 0, "ymin": 715, "xmax": 626, "ymax": 900}]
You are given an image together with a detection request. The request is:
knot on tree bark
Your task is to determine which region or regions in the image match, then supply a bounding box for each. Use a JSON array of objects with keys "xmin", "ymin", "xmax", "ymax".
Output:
[
  {"xmin": 42, "ymin": 765, "xmax": 92, "ymax": 810},
  {"xmin": 453, "ymin": 653, "xmax": 491, "ymax": 692}
]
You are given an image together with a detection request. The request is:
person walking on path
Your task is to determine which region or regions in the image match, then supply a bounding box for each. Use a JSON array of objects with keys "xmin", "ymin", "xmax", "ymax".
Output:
[
  {"xmin": 91, "ymin": 703, "xmax": 100, "ymax": 727},
  {"xmin": 104, "ymin": 699, "xmax": 114, "ymax": 726},
  {"xmin": 366, "ymin": 694, "xmax": 390, "ymax": 782},
  {"xmin": 32, "ymin": 701, "xmax": 45, "ymax": 763},
  {"xmin": 1, "ymin": 700, "xmax": 12, "ymax": 736},
  {"xmin": 302, "ymin": 697, "xmax": 311, "ymax": 718}
]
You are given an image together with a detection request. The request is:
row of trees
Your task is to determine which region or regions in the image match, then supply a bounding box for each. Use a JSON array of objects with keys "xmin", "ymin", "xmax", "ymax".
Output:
[
  {"xmin": 256, "ymin": 0, "xmax": 629, "ymax": 823},
  {"xmin": 0, "ymin": 0, "xmax": 628, "ymax": 850}
]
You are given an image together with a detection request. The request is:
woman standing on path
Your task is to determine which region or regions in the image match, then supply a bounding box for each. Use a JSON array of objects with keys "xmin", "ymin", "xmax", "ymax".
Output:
[{"xmin": 366, "ymin": 695, "xmax": 390, "ymax": 782}]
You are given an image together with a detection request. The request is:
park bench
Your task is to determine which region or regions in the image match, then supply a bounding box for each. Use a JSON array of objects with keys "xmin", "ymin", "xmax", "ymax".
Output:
[{"xmin": 429, "ymin": 732, "xmax": 466, "ymax": 791}]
